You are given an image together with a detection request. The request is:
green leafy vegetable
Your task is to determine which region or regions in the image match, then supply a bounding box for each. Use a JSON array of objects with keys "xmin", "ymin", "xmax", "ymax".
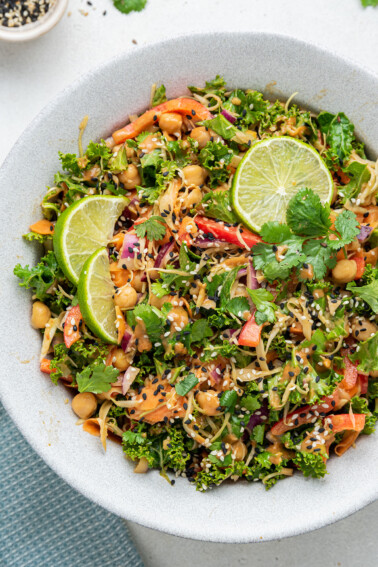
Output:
[
  {"xmin": 199, "ymin": 190, "xmax": 238, "ymax": 224},
  {"xmin": 292, "ymin": 452, "xmax": 327, "ymax": 478},
  {"xmin": 286, "ymin": 188, "xmax": 331, "ymax": 237},
  {"xmin": 76, "ymin": 363, "xmax": 119, "ymax": 394},
  {"xmin": 347, "ymin": 280, "xmax": 378, "ymax": 313},
  {"xmin": 135, "ymin": 216, "xmax": 167, "ymax": 241},
  {"xmin": 175, "ymin": 373, "xmax": 199, "ymax": 396},
  {"xmin": 14, "ymin": 251, "xmax": 62, "ymax": 301},
  {"xmin": 109, "ymin": 145, "xmax": 128, "ymax": 172},
  {"xmin": 220, "ymin": 390, "xmax": 238, "ymax": 412},
  {"xmin": 350, "ymin": 333, "xmax": 378, "ymax": 373},
  {"xmin": 318, "ymin": 111, "xmax": 355, "ymax": 164},
  {"xmin": 339, "ymin": 161, "xmax": 371, "ymax": 203},
  {"xmin": 198, "ymin": 141, "xmax": 233, "ymax": 188},
  {"xmin": 246, "ymin": 288, "xmax": 277, "ymax": 325},
  {"xmin": 152, "ymin": 84, "xmax": 167, "ymax": 106},
  {"xmin": 201, "ymin": 114, "xmax": 239, "ymax": 140},
  {"xmin": 113, "ymin": 0, "xmax": 147, "ymax": 14}
]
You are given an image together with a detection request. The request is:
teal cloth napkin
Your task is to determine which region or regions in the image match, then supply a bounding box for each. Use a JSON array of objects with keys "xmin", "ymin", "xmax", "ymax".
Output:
[{"xmin": 0, "ymin": 403, "xmax": 144, "ymax": 567}]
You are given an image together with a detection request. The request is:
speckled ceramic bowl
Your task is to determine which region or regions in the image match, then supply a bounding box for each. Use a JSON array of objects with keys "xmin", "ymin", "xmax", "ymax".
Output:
[
  {"xmin": 0, "ymin": 32, "xmax": 377, "ymax": 543},
  {"xmin": 0, "ymin": 0, "xmax": 68, "ymax": 43}
]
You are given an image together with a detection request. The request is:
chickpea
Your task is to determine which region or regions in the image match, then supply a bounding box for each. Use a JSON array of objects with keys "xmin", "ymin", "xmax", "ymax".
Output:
[
  {"xmin": 350, "ymin": 317, "xmax": 377, "ymax": 342},
  {"xmin": 174, "ymin": 342, "xmax": 187, "ymax": 355},
  {"xmin": 370, "ymin": 370, "xmax": 378, "ymax": 379},
  {"xmin": 196, "ymin": 390, "xmax": 221, "ymax": 416},
  {"xmin": 71, "ymin": 392, "xmax": 97, "ymax": 420},
  {"xmin": 190, "ymin": 126, "xmax": 211, "ymax": 149},
  {"xmin": 130, "ymin": 270, "xmax": 145, "ymax": 292},
  {"xmin": 332, "ymin": 259, "xmax": 357, "ymax": 284},
  {"xmin": 118, "ymin": 164, "xmax": 141, "ymax": 190},
  {"xmin": 135, "ymin": 321, "xmax": 152, "ymax": 352},
  {"xmin": 126, "ymin": 146, "xmax": 135, "ymax": 159},
  {"xmin": 167, "ymin": 307, "xmax": 189, "ymax": 330},
  {"xmin": 313, "ymin": 289, "xmax": 324, "ymax": 300},
  {"xmin": 232, "ymin": 440, "xmax": 247, "ymax": 461},
  {"xmin": 31, "ymin": 301, "xmax": 51, "ymax": 329},
  {"xmin": 114, "ymin": 285, "xmax": 138, "ymax": 309},
  {"xmin": 112, "ymin": 348, "xmax": 129, "ymax": 371},
  {"xmin": 182, "ymin": 165, "xmax": 207, "ymax": 187},
  {"xmin": 183, "ymin": 187, "xmax": 203, "ymax": 209},
  {"xmin": 158, "ymin": 112, "xmax": 183, "ymax": 135}
]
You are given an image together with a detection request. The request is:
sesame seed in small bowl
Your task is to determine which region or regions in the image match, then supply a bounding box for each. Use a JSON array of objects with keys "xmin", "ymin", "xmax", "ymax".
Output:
[{"xmin": 0, "ymin": 0, "xmax": 68, "ymax": 42}]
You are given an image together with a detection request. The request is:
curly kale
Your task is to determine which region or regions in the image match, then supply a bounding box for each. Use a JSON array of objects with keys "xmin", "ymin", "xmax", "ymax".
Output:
[
  {"xmin": 122, "ymin": 424, "xmax": 190, "ymax": 472},
  {"xmin": 292, "ymin": 451, "xmax": 327, "ymax": 478}
]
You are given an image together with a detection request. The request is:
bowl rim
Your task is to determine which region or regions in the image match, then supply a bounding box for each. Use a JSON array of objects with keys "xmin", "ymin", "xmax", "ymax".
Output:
[
  {"xmin": 0, "ymin": 0, "xmax": 68, "ymax": 43},
  {"xmin": 1, "ymin": 30, "xmax": 377, "ymax": 543}
]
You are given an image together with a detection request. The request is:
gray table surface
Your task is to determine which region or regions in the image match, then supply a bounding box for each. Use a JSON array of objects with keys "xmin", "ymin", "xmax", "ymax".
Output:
[{"xmin": 1, "ymin": 0, "xmax": 377, "ymax": 564}]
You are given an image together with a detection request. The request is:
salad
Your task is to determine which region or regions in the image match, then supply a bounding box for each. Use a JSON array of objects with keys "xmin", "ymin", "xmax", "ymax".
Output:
[{"xmin": 15, "ymin": 77, "xmax": 378, "ymax": 490}]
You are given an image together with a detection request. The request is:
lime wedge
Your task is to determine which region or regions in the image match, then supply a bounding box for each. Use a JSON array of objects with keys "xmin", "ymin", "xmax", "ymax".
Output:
[
  {"xmin": 78, "ymin": 247, "xmax": 118, "ymax": 344},
  {"xmin": 53, "ymin": 195, "xmax": 128, "ymax": 284},
  {"xmin": 231, "ymin": 137, "xmax": 333, "ymax": 233}
]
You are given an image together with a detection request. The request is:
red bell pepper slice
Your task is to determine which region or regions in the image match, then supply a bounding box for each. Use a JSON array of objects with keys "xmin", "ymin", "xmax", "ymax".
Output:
[
  {"xmin": 40, "ymin": 358, "xmax": 55, "ymax": 374},
  {"xmin": 64, "ymin": 305, "xmax": 83, "ymax": 348},
  {"xmin": 325, "ymin": 414, "xmax": 366, "ymax": 434},
  {"xmin": 351, "ymin": 255, "xmax": 365, "ymax": 279},
  {"xmin": 238, "ymin": 314, "xmax": 262, "ymax": 347},
  {"xmin": 341, "ymin": 357, "xmax": 358, "ymax": 390},
  {"xmin": 195, "ymin": 216, "xmax": 262, "ymax": 249},
  {"xmin": 358, "ymin": 374, "xmax": 369, "ymax": 395},
  {"xmin": 112, "ymin": 98, "xmax": 213, "ymax": 144},
  {"xmin": 270, "ymin": 390, "xmax": 343, "ymax": 436}
]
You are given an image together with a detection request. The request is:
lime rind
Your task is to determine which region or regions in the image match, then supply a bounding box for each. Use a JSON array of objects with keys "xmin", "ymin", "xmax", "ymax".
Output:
[
  {"xmin": 53, "ymin": 195, "xmax": 129, "ymax": 284},
  {"xmin": 231, "ymin": 136, "xmax": 333, "ymax": 233},
  {"xmin": 78, "ymin": 247, "xmax": 118, "ymax": 344}
]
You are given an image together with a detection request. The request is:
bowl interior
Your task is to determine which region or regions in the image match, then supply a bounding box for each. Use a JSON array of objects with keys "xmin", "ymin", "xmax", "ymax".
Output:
[{"xmin": 0, "ymin": 32, "xmax": 377, "ymax": 543}]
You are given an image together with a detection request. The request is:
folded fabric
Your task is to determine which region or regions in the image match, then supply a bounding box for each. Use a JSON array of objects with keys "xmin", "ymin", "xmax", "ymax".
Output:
[{"xmin": 0, "ymin": 403, "xmax": 144, "ymax": 567}]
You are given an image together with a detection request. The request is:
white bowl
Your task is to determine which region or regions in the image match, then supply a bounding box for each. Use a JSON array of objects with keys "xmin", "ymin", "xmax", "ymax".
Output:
[
  {"xmin": 0, "ymin": 32, "xmax": 377, "ymax": 543},
  {"xmin": 0, "ymin": 0, "xmax": 68, "ymax": 42}
]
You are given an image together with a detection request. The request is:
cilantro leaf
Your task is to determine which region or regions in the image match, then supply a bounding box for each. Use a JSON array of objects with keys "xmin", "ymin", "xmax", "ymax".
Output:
[
  {"xmin": 260, "ymin": 222, "xmax": 292, "ymax": 243},
  {"xmin": 251, "ymin": 424, "xmax": 265, "ymax": 444},
  {"xmin": 152, "ymin": 84, "xmax": 167, "ymax": 106},
  {"xmin": 329, "ymin": 209, "xmax": 360, "ymax": 248},
  {"xmin": 135, "ymin": 216, "xmax": 166, "ymax": 241},
  {"xmin": 301, "ymin": 239, "xmax": 336, "ymax": 279},
  {"xmin": 241, "ymin": 394, "xmax": 261, "ymax": 413},
  {"xmin": 286, "ymin": 188, "xmax": 331, "ymax": 237},
  {"xmin": 187, "ymin": 319, "xmax": 213, "ymax": 344},
  {"xmin": 113, "ymin": 0, "xmax": 147, "ymax": 14},
  {"xmin": 175, "ymin": 373, "xmax": 198, "ymax": 396},
  {"xmin": 225, "ymin": 296, "xmax": 250, "ymax": 318},
  {"xmin": 76, "ymin": 363, "xmax": 119, "ymax": 394},
  {"xmin": 253, "ymin": 236, "xmax": 305, "ymax": 282},
  {"xmin": 346, "ymin": 280, "xmax": 378, "ymax": 313},
  {"xmin": 199, "ymin": 189, "xmax": 238, "ymax": 224},
  {"xmin": 318, "ymin": 111, "xmax": 355, "ymax": 164},
  {"xmin": 246, "ymin": 288, "xmax": 277, "ymax": 325},
  {"xmin": 361, "ymin": 0, "xmax": 378, "ymax": 5}
]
